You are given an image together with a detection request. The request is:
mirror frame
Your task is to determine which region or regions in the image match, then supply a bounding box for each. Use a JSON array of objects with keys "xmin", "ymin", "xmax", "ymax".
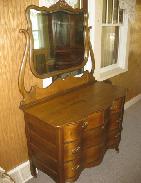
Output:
[{"xmin": 25, "ymin": 0, "xmax": 89, "ymax": 79}]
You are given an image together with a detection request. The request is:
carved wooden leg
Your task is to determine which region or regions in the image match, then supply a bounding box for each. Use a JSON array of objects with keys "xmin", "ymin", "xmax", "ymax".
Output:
[{"xmin": 30, "ymin": 160, "xmax": 37, "ymax": 177}]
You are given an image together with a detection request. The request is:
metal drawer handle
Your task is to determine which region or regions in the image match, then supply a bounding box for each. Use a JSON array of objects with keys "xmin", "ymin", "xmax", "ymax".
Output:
[
  {"xmin": 101, "ymin": 125, "xmax": 105, "ymax": 129},
  {"xmin": 82, "ymin": 121, "xmax": 88, "ymax": 129},
  {"xmin": 72, "ymin": 165, "xmax": 80, "ymax": 171},
  {"xmin": 72, "ymin": 146, "xmax": 81, "ymax": 154}
]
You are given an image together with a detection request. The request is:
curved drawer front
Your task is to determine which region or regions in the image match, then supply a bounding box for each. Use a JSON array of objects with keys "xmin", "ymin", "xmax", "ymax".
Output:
[
  {"xmin": 63, "ymin": 122, "xmax": 83, "ymax": 142},
  {"xmin": 64, "ymin": 158, "xmax": 82, "ymax": 180},
  {"xmin": 87, "ymin": 111, "xmax": 104, "ymax": 130},
  {"xmin": 83, "ymin": 126, "xmax": 106, "ymax": 148},
  {"xmin": 64, "ymin": 140, "xmax": 81, "ymax": 161},
  {"xmin": 82, "ymin": 144, "xmax": 105, "ymax": 166},
  {"xmin": 109, "ymin": 112, "xmax": 123, "ymax": 130},
  {"xmin": 111, "ymin": 97, "xmax": 124, "ymax": 113},
  {"xmin": 107, "ymin": 129, "xmax": 121, "ymax": 148}
]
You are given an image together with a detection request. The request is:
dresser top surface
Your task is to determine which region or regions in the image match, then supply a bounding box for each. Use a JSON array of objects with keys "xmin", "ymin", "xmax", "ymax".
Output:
[{"xmin": 24, "ymin": 82, "xmax": 125, "ymax": 127}]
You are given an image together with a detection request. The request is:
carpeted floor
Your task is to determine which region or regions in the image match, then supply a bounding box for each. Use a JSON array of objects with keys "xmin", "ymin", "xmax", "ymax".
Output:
[{"xmin": 28, "ymin": 100, "xmax": 141, "ymax": 183}]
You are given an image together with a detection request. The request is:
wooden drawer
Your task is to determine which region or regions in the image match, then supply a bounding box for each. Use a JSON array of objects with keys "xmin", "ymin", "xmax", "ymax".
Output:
[
  {"xmin": 107, "ymin": 129, "xmax": 121, "ymax": 148},
  {"xmin": 82, "ymin": 144, "xmax": 105, "ymax": 166},
  {"xmin": 86, "ymin": 111, "xmax": 104, "ymax": 130},
  {"xmin": 83, "ymin": 126, "xmax": 106, "ymax": 148},
  {"xmin": 109, "ymin": 112, "xmax": 123, "ymax": 130},
  {"xmin": 63, "ymin": 122, "xmax": 83, "ymax": 142},
  {"xmin": 111, "ymin": 97, "xmax": 124, "ymax": 113},
  {"xmin": 64, "ymin": 141, "xmax": 81, "ymax": 162},
  {"xmin": 83, "ymin": 109, "xmax": 110, "ymax": 131},
  {"xmin": 64, "ymin": 158, "xmax": 82, "ymax": 180}
]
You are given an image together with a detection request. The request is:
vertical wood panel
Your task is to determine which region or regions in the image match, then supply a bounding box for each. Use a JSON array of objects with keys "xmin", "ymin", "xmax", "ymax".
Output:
[
  {"xmin": 0, "ymin": 0, "xmax": 40, "ymax": 170},
  {"xmin": 111, "ymin": 2, "xmax": 141, "ymax": 101}
]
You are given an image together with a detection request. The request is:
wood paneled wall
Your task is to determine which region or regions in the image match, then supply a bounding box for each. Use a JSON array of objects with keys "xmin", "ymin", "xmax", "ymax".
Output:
[
  {"xmin": 0, "ymin": 0, "xmax": 40, "ymax": 170},
  {"xmin": 111, "ymin": 1, "xmax": 141, "ymax": 101}
]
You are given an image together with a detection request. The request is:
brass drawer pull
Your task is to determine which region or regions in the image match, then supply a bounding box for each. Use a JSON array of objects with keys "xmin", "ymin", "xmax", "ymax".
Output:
[
  {"xmin": 72, "ymin": 146, "xmax": 81, "ymax": 154},
  {"xmin": 101, "ymin": 125, "xmax": 105, "ymax": 129},
  {"xmin": 82, "ymin": 121, "xmax": 88, "ymax": 129},
  {"xmin": 72, "ymin": 165, "xmax": 80, "ymax": 171}
]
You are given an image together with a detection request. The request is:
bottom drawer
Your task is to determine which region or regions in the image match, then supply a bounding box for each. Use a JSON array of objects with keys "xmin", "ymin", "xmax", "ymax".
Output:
[
  {"xmin": 64, "ymin": 158, "xmax": 82, "ymax": 180},
  {"xmin": 82, "ymin": 144, "xmax": 105, "ymax": 166},
  {"xmin": 107, "ymin": 129, "xmax": 121, "ymax": 148}
]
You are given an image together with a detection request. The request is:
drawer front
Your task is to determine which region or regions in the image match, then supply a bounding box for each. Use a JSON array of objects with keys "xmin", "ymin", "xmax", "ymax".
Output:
[
  {"xmin": 64, "ymin": 159, "xmax": 82, "ymax": 180},
  {"xmin": 64, "ymin": 141, "xmax": 81, "ymax": 162},
  {"xmin": 63, "ymin": 122, "xmax": 83, "ymax": 142},
  {"xmin": 109, "ymin": 112, "xmax": 123, "ymax": 130},
  {"xmin": 83, "ymin": 109, "xmax": 110, "ymax": 131},
  {"xmin": 107, "ymin": 129, "xmax": 121, "ymax": 148},
  {"xmin": 82, "ymin": 144, "xmax": 105, "ymax": 166},
  {"xmin": 87, "ymin": 111, "xmax": 104, "ymax": 130},
  {"xmin": 83, "ymin": 126, "xmax": 106, "ymax": 148},
  {"xmin": 111, "ymin": 97, "xmax": 125, "ymax": 113}
]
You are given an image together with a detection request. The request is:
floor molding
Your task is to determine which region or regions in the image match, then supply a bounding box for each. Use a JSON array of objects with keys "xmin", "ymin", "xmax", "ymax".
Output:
[
  {"xmin": 7, "ymin": 94, "xmax": 141, "ymax": 183},
  {"xmin": 8, "ymin": 161, "xmax": 33, "ymax": 183},
  {"xmin": 124, "ymin": 94, "xmax": 141, "ymax": 110}
]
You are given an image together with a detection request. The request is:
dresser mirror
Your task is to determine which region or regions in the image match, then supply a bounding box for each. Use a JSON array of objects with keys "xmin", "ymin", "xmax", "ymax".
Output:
[
  {"xmin": 19, "ymin": 0, "xmax": 95, "ymax": 103},
  {"xmin": 26, "ymin": 1, "xmax": 89, "ymax": 79}
]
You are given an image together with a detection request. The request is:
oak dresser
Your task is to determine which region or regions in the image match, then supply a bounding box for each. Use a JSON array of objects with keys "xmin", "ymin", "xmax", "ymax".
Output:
[{"xmin": 18, "ymin": 1, "xmax": 126, "ymax": 182}]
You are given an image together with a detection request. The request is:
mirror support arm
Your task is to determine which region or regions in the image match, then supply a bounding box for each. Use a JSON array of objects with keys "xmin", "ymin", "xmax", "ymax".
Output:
[
  {"xmin": 88, "ymin": 26, "xmax": 95, "ymax": 75},
  {"xmin": 18, "ymin": 29, "xmax": 30, "ymax": 100},
  {"xmin": 85, "ymin": 13, "xmax": 95, "ymax": 75}
]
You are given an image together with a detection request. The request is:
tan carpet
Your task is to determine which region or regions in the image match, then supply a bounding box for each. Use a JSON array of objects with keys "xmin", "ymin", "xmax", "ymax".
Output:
[{"xmin": 28, "ymin": 100, "xmax": 141, "ymax": 183}]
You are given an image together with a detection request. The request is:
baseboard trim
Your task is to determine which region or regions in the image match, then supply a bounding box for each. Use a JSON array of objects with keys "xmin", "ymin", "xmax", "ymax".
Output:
[
  {"xmin": 124, "ymin": 94, "xmax": 141, "ymax": 110},
  {"xmin": 7, "ymin": 94, "xmax": 141, "ymax": 183},
  {"xmin": 8, "ymin": 161, "xmax": 33, "ymax": 183}
]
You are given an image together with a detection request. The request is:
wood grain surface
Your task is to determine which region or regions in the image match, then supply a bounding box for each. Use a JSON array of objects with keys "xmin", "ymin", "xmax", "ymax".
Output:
[{"xmin": 0, "ymin": 0, "xmax": 40, "ymax": 170}]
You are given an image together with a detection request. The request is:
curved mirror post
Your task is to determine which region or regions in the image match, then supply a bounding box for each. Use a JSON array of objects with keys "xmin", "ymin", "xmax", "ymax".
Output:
[{"xmin": 27, "ymin": 6, "xmax": 85, "ymax": 78}]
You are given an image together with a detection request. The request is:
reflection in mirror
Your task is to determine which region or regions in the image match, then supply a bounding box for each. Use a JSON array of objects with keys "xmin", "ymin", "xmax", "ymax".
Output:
[{"xmin": 29, "ymin": 9, "xmax": 84, "ymax": 76}]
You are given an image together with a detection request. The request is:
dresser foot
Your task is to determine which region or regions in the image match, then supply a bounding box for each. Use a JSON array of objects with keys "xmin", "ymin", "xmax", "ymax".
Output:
[
  {"xmin": 30, "ymin": 161, "xmax": 37, "ymax": 177},
  {"xmin": 115, "ymin": 147, "xmax": 119, "ymax": 153}
]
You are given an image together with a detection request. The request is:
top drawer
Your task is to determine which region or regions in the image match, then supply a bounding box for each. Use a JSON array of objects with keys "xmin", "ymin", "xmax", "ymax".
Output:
[
  {"xmin": 86, "ymin": 110, "xmax": 109, "ymax": 130},
  {"xmin": 63, "ymin": 122, "xmax": 83, "ymax": 142}
]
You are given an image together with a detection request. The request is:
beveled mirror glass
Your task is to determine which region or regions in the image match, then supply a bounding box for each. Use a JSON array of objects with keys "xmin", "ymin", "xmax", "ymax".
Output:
[{"xmin": 26, "ymin": 1, "xmax": 88, "ymax": 78}]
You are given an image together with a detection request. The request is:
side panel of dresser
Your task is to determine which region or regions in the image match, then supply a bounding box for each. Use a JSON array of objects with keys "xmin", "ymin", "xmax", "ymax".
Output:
[
  {"xmin": 24, "ymin": 114, "xmax": 64, "ymax": 183},
  {"xmin": 107, "ymin": 96, "xmax": 125, "ymax": 152}
]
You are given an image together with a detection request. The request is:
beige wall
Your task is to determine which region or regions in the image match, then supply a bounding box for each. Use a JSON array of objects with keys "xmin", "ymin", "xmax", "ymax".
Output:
[
  {"xmin": 111, "ymin": 2, "xmax": 141, "ymax": 101},
  {"xmin": 0, "ymin": 0, "xmax": 39, "ymax": 171}
]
